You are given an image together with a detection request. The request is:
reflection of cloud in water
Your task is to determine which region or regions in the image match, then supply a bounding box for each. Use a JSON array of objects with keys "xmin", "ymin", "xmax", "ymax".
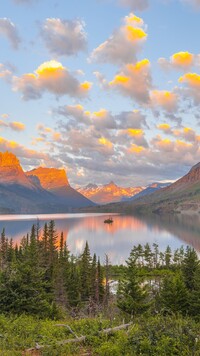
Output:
[{"xmin": 0, "ymin": 213, "xmax": 198, "ymax": 264}]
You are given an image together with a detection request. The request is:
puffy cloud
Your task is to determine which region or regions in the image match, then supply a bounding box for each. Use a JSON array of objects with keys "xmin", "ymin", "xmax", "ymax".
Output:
[
  {"xmin": 119, "ymin": 0, "xmax": 149, "ymax": 11},
  {"xmin": 13, "ymin": 60, "xmax": 92, "ymax": 100},
  {"xmin": 90, "ymin": 13, "xmax": 147, "ymax": 65},
  {"xmin": 41, "ymin": 18, "xmax": 87, "ymax": 57},
  {"xmin": 158, "ymin": 51, "xmax": 200, "ymax": 71},
  {"xmin": 54, "ymin": 104, "xmax": 147, "ymax": 131},
  {"xmin": 150, "ymin": 90, "xmax": 178, "ymax": 112},
  {"xmin": 126, "ymin": 127, "xmax": 148, "ymax": 147},
  {"xmin": 109, "ymin": 59, "xmax": 152, "ymax": 103},
  {"xmin": 0, "ymin": 18, "xmax": 21, "ymax": 49},
  {"xmin": 179, "ymin": 72, "xmax": 200, "ymax": 103}
]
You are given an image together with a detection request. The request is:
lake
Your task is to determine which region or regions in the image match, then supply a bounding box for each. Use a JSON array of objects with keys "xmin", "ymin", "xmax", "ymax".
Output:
[{"xmin": 0, "ymin": 213, "xmax": 199, "ymax": 264}]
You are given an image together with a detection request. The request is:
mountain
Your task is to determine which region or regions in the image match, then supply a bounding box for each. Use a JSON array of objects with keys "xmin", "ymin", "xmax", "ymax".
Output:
[
  {"xmin": 26, "ymin": 167, "xmax": 94, "ymax": 208},
  {"xmin": 80, "ymin": 163, "xmax": 200, "ymax": 215},
  {"xmin": 127, "ymin": 182, "xmax": 171, "ymax": 202},
  {"xmin": 77, "ymin": 181, "xmax": 144, "ymax": 204},
  {"xmin": 0, "ymin": 152, "xmax": 35, "ymax": 189},
  {"xmin": 0, "ymin": 152, "xmax": 94, "ymax": 214}
]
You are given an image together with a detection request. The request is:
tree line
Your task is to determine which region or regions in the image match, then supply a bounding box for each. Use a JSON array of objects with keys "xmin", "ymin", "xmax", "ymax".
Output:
[
  {"xmin": 0, "ymin": 221, "xmax": 200, "ymax": 321},
  {"xmin": 0, "ymin": 221, "xmax": 108, "ymax": 318}
]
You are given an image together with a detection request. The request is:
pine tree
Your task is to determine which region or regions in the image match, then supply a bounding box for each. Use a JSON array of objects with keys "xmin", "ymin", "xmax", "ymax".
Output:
[
  {"xmin": 117, "ymin": 248, "xmax": 149, "ymax": 315},
  {"xmin": 159, "ymin": 272, "xmax": 188, "ymax": 314},
  {"xmin": 79, "ymin": 241, "xmax": 92, "ymax": 301},
  {"xmin": 189, "ymin": 265, "xmax": 200, "ymax": 318},
  {"xmin": 182, "ymin": 246, "xmax": 199, "ymax": 291}
]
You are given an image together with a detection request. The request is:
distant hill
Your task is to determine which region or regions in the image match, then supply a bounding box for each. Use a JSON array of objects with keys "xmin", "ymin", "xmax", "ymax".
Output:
[
  {"xmin": 77, "ymin": 181, "xmax": 144, "ymax": 204},
  {"xmin": 0, "ymin": 152, "xmax": 95, "ymax": 214}
]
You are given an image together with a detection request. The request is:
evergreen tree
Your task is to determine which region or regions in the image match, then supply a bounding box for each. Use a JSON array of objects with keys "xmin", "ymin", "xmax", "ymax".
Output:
[
  {"xmin": 117, "ymin": 248, "xmax": 149, "ymax": 315},
  {"xmin": 182, "ymin": 246, "xmax": 199, "ymax": 291},
  {"xmin": 189, "ymin": 265, "xmax": 200, "ymax": 318},
  {"xmin": 79, "ymin": 241, "xmax": 92, "ymax": 301},
  {"xmin": 159, "ymin": 272, "xmax": 188, "ymax": 314}
]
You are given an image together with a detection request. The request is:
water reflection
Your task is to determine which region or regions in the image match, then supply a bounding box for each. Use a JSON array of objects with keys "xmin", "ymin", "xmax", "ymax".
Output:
[{"xmin": 0, "ymin": 213, "xmax": 199, "ymax": 264}]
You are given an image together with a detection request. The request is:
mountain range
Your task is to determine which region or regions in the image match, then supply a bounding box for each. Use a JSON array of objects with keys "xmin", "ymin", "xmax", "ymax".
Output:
[
  {"xmin": 84, "ymin": 162, "xmax": 200, "ymax": 215},
  {"xmin": 0, "ymin": 152, "xmax": 94, "ymax": 214},
  {"xmin": 77, "ymin": 181, "xmax": 144, "ymax": 204},
  {"xmin": 0, "ymin": 151, "xmax": 199, "ymax": 215}
]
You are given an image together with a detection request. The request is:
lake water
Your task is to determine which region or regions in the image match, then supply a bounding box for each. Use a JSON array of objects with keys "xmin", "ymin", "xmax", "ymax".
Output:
[{"xmin": 0, "ymin": 213, "xmax": 200, "ymax": 264}]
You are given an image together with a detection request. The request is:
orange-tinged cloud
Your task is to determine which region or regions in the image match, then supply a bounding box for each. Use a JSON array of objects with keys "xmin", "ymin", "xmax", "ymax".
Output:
[
  {"xmin": 175, "ymin": 139, "xmax": 193, "ymax": 149},
  {"xmin": 90, "ymin": 12, "xmax": 147, "ymax": 65},
  {"xmin": 110, "ymin": 75, "xmax": 130, "ymax": 86},
  {"xmin": 171, "ymin": 51, "xmax": 194, "ymax": 68},
  {"xmin": 79, "ymin": 81, "xmax": 92, "ymax": 91},
  {"xmin": 127, "ymin": 128, "xmax": 144, "ymax": 137},
  {"xmin": 150, "ymin": 90, "xmax": 178, "ymax": 112},
  {"xmin": 157, "ymin": 123, "xmax": 171, "ymax": 132},
  {"xmin": 93, "ymin": 109, "xmax": 108, "ymax": 118},
  {"xmin": 179, "ymin": 72, "xmax": 200, "ymax": 87},
  {"xmin": 109, "ymin": 59, "xmax": 151, "ymax": 103},
  {"xmin": 129, "ymin": 143, "xmax": 145, "ymax": 154},
  {"xmin": 126, "ymin": 26, "xmax": 147, "ymax": 41},
  {"xmin": 98, "ymin": 137, "xmax": 113, "ymax": 148},
  {"xmin": 10, "ymin": 121, "xmax": 25, "ymax": 131},
  {"xmin": 36, "ymin": 60, "xmax": 65, "ymax": 77},
  {"xmin": 13, "ymin": 60, "xmax": 92, "ymax": 100}
]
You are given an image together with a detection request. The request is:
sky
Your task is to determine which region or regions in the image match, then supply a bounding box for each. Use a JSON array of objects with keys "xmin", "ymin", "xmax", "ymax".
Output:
[{"xmin": 1, "ymin": 0, "xmax": 200, "ymax": 187}]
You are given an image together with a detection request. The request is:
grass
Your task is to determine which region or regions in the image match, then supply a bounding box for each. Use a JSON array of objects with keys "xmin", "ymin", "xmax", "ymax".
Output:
[{"xmin": 0, "ymin": 314, "xmax": 200, "ymax": 355}]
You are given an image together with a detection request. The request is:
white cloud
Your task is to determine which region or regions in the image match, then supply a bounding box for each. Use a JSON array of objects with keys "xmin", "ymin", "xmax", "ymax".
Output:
[
  {"xmin": 13, "ymin": 60, "xmax": 92, "ymax": 100},
  {"xmin": 0, "ymin": 18, "xmax": 21, "ymax": 49},
  {"xmin": 89, "ymin": 13, "xmax": 147, "ymax": 65},
  {"xmin": 41, "ymin": 18, "xmax": 87, "ymax": 57}
]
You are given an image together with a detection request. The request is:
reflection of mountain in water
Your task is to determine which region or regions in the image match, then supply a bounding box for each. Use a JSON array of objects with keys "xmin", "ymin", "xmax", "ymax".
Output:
[
  {"xmin": 137, "ymin": 214, "xmax": 200, "ymax": 253},
  {"xmin": 0, "ymin": 213, "xmax": 199, "ymax": 264}
]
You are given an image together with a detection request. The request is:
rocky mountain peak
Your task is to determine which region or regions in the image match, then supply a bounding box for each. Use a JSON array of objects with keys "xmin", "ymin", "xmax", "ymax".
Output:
[
  {"xmin": 26, "ymin": 167, "xmax": 70, "ymax": 191},
  {"xmin": 0, "ymin": 152, "xmax": 20, "ymax": 167},
  {"xmin": 0, "ymin": 151, "xmax": 34, "ymax": 188}
]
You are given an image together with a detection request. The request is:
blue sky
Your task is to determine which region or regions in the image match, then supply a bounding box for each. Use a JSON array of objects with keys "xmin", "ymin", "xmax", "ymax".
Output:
[{"xmin": 0, "ymin": 0, "xmax": 200, "ymax": 187}]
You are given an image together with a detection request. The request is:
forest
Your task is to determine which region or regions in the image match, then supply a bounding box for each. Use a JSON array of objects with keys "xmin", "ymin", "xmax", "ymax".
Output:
[{"xmin": 0, "ymin": 220, "xmax": 200, "ymax": 355}]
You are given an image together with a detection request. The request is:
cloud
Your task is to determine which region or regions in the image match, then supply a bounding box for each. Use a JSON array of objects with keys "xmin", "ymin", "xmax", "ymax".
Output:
[
  {"xmin": 150, "ymin": 90, "xmax": 178, "ymax": 112},
  {"xmin": 157, "ymin": 123, "xmax": 172, "ymax": 134},
  {"xmin": 179, "ymin": 72, "xmax": 200, "ymax": 104},
  {"xmin": 109, "ymin": 59, "xmax": 152, "ymax": 103},
  {"xmin": 158, "ymin": 51, "xmax": 200, "ymax": 71},
  {"xmin": 0, "ymin": 137, "xmax": 48, "ymax": 162},
  {"xmin": 0, "ymin": 18, "xmax": 21, "ymax": 49},
  {"xmin": 41, "ymin": 18, "xmax": 87, "ymax": 57},
  {"xmin": 13, "ymin": 60, "xmax": 92, "ymax": 100},
  {"xmin": 0, "ymin": 63, "xmax": 13, "ymax": 82},
  {"xmin": 89, "ymin": 13, "xmax": 147, "ymax": 65},
  {"xmin": 119, "ymin": 0, "xmax": 149, "ymax": 11},
  {"xmin": 0, "ymin": 120, "xmax": 25, "ymax": 132}
]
